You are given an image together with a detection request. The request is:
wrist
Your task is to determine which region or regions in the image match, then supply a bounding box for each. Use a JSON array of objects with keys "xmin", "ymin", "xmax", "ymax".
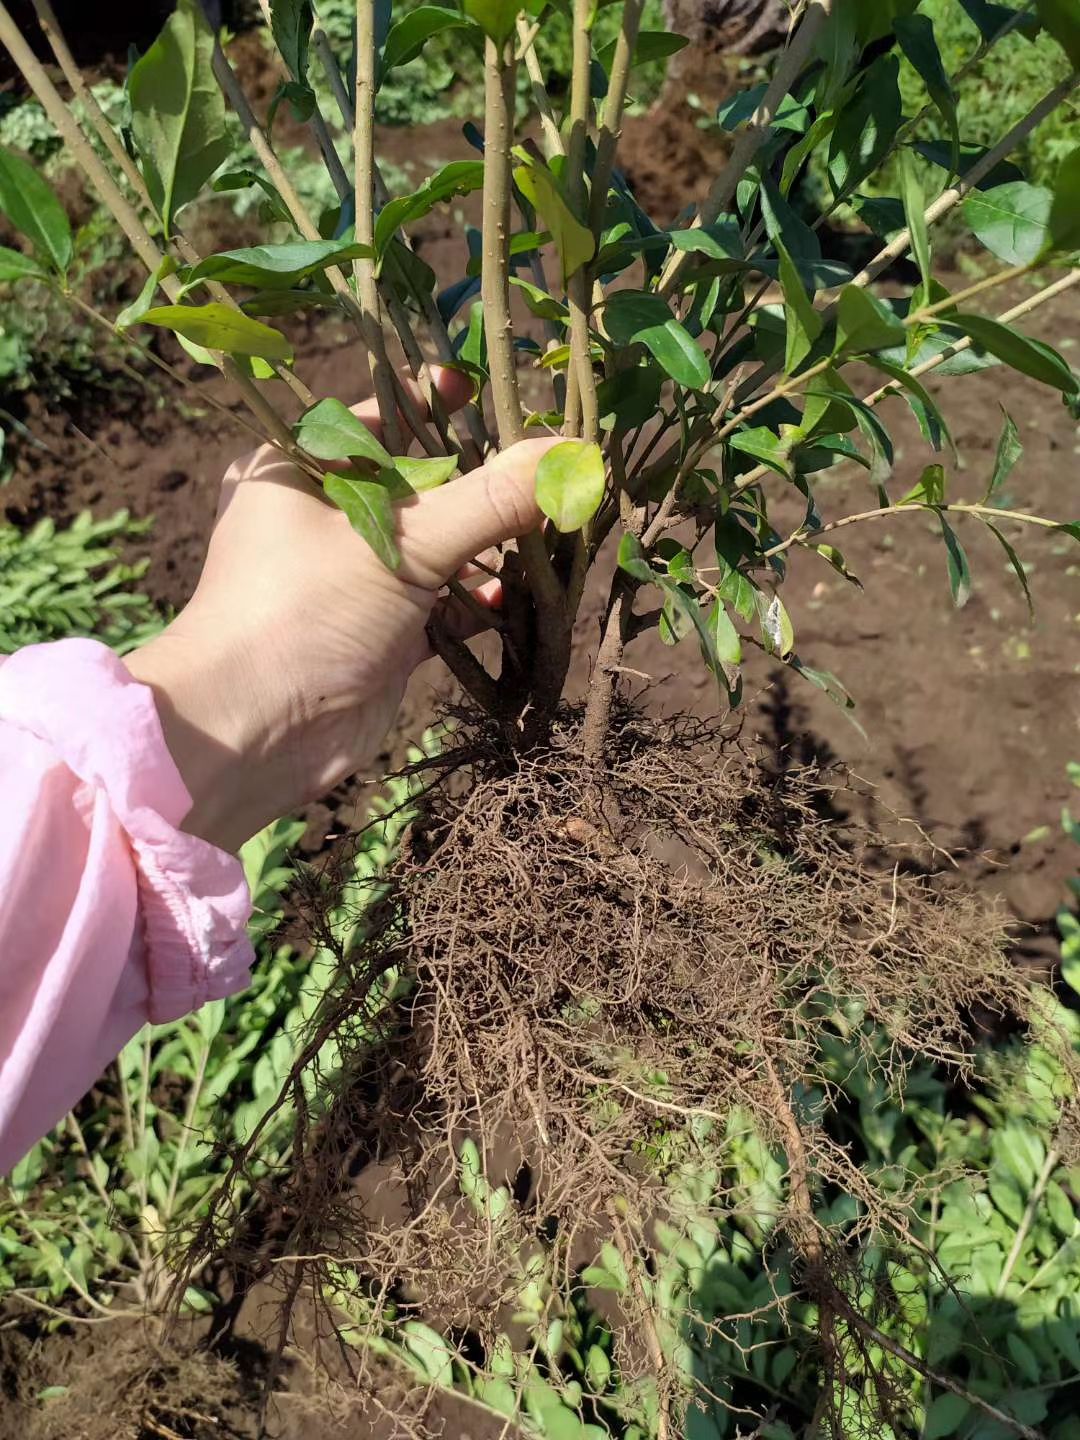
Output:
[{"xmin": 124, "ymin": 611, "xmax": 279, "ymax": 852}]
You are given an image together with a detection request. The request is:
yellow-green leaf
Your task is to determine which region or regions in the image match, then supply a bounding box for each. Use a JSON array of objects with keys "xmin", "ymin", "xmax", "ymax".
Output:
[
  {"xmin": 323, "ymin": 471, "xmax": 401, "ymax": 570},
  {"xmin": 139, "ymin": 303, "xmax": 293, "ymax": 361},
  {"xmin": 513, "ymin": 162, "xmax": 595, "ymax": 284},
  {"xmin": 535, "ymin": 441, "xmax": 606, "ymax": 533}
]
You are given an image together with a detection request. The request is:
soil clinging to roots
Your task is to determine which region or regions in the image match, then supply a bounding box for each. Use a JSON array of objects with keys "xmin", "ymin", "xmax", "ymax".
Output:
[{"xmin": 189, "ymin": 710, "xmax": 1044, "ymax": 1437}]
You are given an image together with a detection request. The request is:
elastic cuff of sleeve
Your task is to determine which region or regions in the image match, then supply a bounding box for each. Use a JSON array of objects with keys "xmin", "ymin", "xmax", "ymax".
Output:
[{"xmin": 0, "ymin": 638, "xmax": 254, "ymax": 1022}]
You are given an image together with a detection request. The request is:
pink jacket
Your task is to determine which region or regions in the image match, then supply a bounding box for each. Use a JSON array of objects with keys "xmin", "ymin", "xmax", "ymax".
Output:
[{"xmin": 0, "ymin": 639, "xmax": 254, "ymax": 1175}]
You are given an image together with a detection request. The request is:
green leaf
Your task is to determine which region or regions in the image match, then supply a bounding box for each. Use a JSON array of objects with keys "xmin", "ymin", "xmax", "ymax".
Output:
[
  {"xmin": 513, "ymin": 161, "xmax": 594, "ymax": 283},
  {"xmin": 596, "ymin": 30, "xmax": 689, "ymax": 72},
  {"xmin": 383, "ymin": 7, "xmax": 471, "ymax": 74},
  {"xmin": 914, "ymin": 140, "xmax": 1022, "ymax": 191},
  {"xmin": 617, "ymin": 532, "xmax": 654, "ymax": 582},
  {"xmin": 270, "ymin": 0, "xmax": 312, "ymax": 79},
  {"xmin": 953, "ymin": 312, "xmax": 1078, "ymax": 395},
  {"xmin": 962, "ymin": 182, "xmax": 1053, "ymax": 265},
  {"xmin": 128, "ymin": 0, "xmax": 231, "ymax": 237},
  {"xmin": 323, "ymin": 472, "xmax": 400, "ymax": 570},
  {"xmin": 983, "ymin": 518, "xmax": 1033, "ymax": 618},
  {"xmin": 894, "ymin": 14, "xmax": 959, "ymax": 171},
  {"xmin": 0, "ymin": 244, "xmax": 47, "ymax": 283},
  {"xmin": 535, "ymin": 441, "xmax": 605, "ymax": 533},
  {"xmin": 392, "ymin": 454, "xmax": 458, "ymax": 492},
  {"xmin": 939, "ymin": 514, "xmax": 972, "ymax": 607},
  {"xmin": 1036, "ymin": 0, "xmax": 1080, "ymax": 67},
  {"xmin": 777, "ymin": 237, "xmax": 823, "ymax": 375},
  {"xmin": 510, "ymin": 275, "xmax": 569, "ymax": 323},
  {"xmin": 463, "ymin": 0, "xmax": 517, "ymax": 43},
  {"xmin": 375, "ymin": 162, "xmax": 485, "ymax": 256},
  {"xmin": 780, "ymin": 110, "xmax": 838, "ymax": 197},
  {"xmin": 812, "ymin": 543, "xmax": 862, "ymax": 587},
  {"xmin": 294, "ymin": 397, "xmax": 393, "ymax": 465},
  {"xmin": 180, "ymin": 239, "xmax": 372, "ymax": 291},
  {"xmin": 901, "ymin": 462, "xmax": 946, "ymax": 506},
  {"xmin": 869, "ymin": 357, "xmax": 954, "ymax": 454},
  {"xmin": 807, "ymin": 381, "xmax": 894, "ymax": 488},
  {"xmin": 985, "ymin": 405, "xmax": 1022, "ymax": 499},
  {"xmin": 240, "ymin": 288, "xmax": 338, "ymax": 316},
  {"xmin": 708, "ymin": 602, "xmax": 742, "ymax": 666},
  {"xmin": 116, "ymin": 260, "xmax": 173, "ymax": 330},
  {"xmin": 957, "ymin": 0, "xmax": 1031, "ymax": 40},
  {"xmin": 729, "ymin": 427, "xmax": 792, "ymax": 478},
  {"xmin": 827, "ymin": 54, "xmax": 902, "ymax": 199},
  {"xmin": 900, "ymin": 151, "xmax": 931, "ymax": 290},
  {"xmin": 835, "ymin": 286, "xmax": 906, "ymax": 356},
  {"xmin": 923, "ymin": 1392, "xmax": 971, "ymax": 1439},
  {"xmin": 139, "ymin": 303, "xmax": 292, "ymax": 360},
  {"xmin": 0, "ymin": 147, "xmax": 72, "ymax": 275},
  {"xmin": 1044, "ymin": 144, "xmax": 1080, "ymax": 257},
  {"xmin": 604, "ymin": 291, "xmax": 710, "ymax": 390}
]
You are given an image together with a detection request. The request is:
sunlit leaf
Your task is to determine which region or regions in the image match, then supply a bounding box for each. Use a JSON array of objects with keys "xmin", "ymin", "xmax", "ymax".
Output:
[
  {"xmin": 129, "ymin": 0, "xmax": 231, "ymax": 237},
  {"xmin": 827, "ymin": 54, "xmax": 902, "ymax": 198},
  {"xmin": 323, "ymin": 471, "xmax": 400, "ymax": 570},
  {"xmin": 513, "ymin": 161, "xmax": 595, "ymax": 283},
  {"xmin": 900, "ymin": 463, "xmax": 946, "ymax": 506},
  {"xmin": 953, "ymin": 312, "xmax": 1078, "ymax": 395},
  {"xmin": 962, "ymin": 182, "xmax": 1053, "ymax": 265},
  {"xmin": 900, "ymin": 151, "xmax": 931, "ymax": 289},
  {"xmin": 729, "ymin": 427, "xmax": 792, "ymax": 478},
  {"xmin": 535, "ymin": 442, "xmax": 605, "ymax": 533},
  {"xmin": 180, "ymin": 239, "xmax": 372, "ymax": 291},
  {"xmin": 617, "ymin": 532, "xmax": 654, "ymax": 582},
  {"xmin": 0, "ymin": 147, "xmax": 72, "ymax": 275},
  {"xmin": 294, "ymin": 397, "xmax": 393, "ymax": 465},
  {"xmin": 835, "ymin": 285, "xmax": 906, "ymax": 357},
  {"xmin": 375, "ymin": 162, "xmax": 485, "ymax": 256},
  {"xmin": 392, "ymin": 454, "xmax": 459, "ymax": 493},
  {"xmin": 604, "ymin": 290, "xmax": 710, "ymax": 390},
  {"xmin": 463, "ymin": 0, "xmax": 517, "ymax": 43},
  {"xmin": 139, "ymin": 303, "xmax": 292, "ymax": 361},
  {"xmin": 777, "ymin": 236, "xmax": 823, "ymax": 375},
  {"xmin": 382, "ymin": 5, "xmax": 471, "ymax": 75}
]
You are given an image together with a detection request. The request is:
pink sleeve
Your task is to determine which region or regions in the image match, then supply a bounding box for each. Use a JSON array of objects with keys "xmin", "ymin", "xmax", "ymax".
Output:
[{"xmin": 0, "ymin": 638, "xmax": 254, "ymax": 1174}]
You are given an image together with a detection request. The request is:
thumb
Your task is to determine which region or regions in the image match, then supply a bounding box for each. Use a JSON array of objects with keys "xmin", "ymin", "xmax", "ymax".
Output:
[{"xmin": 397, "ymin": 437, "xmax": 559, "ymax": 588}]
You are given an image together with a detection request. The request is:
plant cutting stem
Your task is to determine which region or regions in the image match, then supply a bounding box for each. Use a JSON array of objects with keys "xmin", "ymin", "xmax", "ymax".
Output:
[
  {"xmin": 763, "ymin": 500, "xmax": 1062, "ymax": 563},
  {"xmin": 206, "ymin": 28, "xmax": 437, "ymax": 455},
  {"xmin": 564, "ymin": 0, "xmax": 600, "ymax": 443},
  {"xmin": 355, "ymin": 0, "xmax": 405, "ymax": 452},
  {"xmin": 0, "ymin": 1, "xmax": 308, "ymax": 462},
  {"xmin": 657, "ymin": 0, "xmax": 832, "ymax": 297},
  {"xmin": 589, "ymin": 0, "xmax": 645, "ymax": 238},
  {"xmin": 516, "ymin": 17, "xmax": 564, "ymax": 159}
]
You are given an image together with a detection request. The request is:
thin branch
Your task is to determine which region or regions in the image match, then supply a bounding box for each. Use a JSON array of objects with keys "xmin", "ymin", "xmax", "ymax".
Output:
[
  {"xmin": 658, "ymin": 0, "xmax": 833, "ymax": 297},
  {"xmin": 354, "ymin": 0, "xmax": 405, "ymax": 450},
  {"xmin": 563, "ymin": 0, "xmax": 600, "ymax": 442},
  {"xmin": 481, "ymin": 34, "xmax": 568, "ymax": 709},
  {"xmin": 516, "ymin": 16, "xmax": 564, "ymax": 159},
  {"xmin": 589, "ymin": 0, "xmax": 645, "ymax": 238},
  {"xmin": 206, "ymin": 23, "xmax": 436, "ymax": 453},
  {"xmin": 848, "ymin": 73, "xmax": 1079, "ymax": 294}
]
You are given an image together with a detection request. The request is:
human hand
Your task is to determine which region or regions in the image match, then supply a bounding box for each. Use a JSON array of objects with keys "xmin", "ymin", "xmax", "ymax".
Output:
[{"xmin": 126, "ymin": 369, "xmax": 556, "ymax": 851}]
